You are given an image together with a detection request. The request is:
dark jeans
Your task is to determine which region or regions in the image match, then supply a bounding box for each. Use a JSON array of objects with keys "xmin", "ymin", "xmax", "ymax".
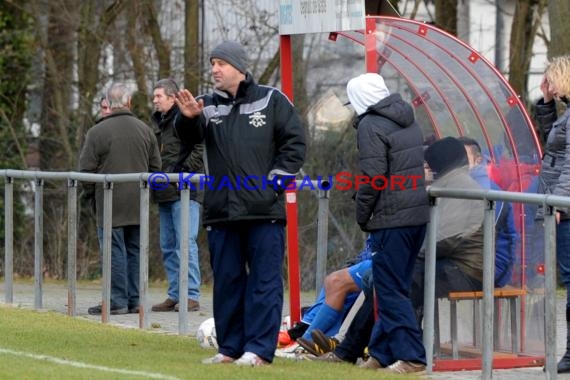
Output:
[
  {"xmin": 97, "ymin": 225, "xmax": 140, "ymax": 309},
  {"xmin": 208, "ymin": 221, "xmax": 285, "ymax": 363},
  {"xmin": 411, "ymin": 257, "xmax": 482, "ymax": 324}
]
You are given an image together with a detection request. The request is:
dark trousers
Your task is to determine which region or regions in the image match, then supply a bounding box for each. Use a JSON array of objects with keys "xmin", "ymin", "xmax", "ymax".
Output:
[
  {"xmin": 208, "ymin": 221, "xmax": 285, "ymax": 362},
  {"xmin": 411, "ymin": 257, "xmax": 482, "ymax": 324},
  {"xmin": 335, "ymin": 270, "xmax": 375, "ymax": 363},
  {"xmin": 97, "ymin": 225, "xmax": 140, "ymax": 309},
  {"xmin": 367, "ymin": 225, "xmax": 427, "ymax": 366}
]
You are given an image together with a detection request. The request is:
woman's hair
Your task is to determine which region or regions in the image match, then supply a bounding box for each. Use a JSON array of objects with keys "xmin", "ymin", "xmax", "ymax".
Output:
[{"xmin": 546, "ymin": 55, "xmax": 570, "ymax": 98}]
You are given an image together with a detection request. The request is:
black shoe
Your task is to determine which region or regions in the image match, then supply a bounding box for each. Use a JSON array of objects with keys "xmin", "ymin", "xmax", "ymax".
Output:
[
  {"xmin": 287, "ymin": 321, "xmax": 309, "ymax": 341},
  {"xmin": 311, "ymin": 329, "xmax": 339, "ymax": 353},
  {"xmin": 128, "ymin": 305, "xmax": 140, "ymax": 314},
  {"xmin": 88, "ymin": 304, "xmax": 128, "ymax": 315},
  {"xmin": 297, "ymin": 337, "xmax": 328, "ymax": 357}
]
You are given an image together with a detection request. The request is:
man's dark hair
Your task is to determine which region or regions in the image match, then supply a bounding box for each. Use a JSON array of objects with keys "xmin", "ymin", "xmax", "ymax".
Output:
[
  {"xmin": 153, "ymin": 78, "xmax": 179, "ymax": 97},
  {"xmin": 457, "ymin": 136, "xmax": 482, "ymax": 155}
]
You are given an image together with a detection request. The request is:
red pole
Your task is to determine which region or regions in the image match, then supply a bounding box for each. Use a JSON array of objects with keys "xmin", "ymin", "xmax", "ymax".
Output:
[
  {"xmin": 280, "ymin": 35, "xmax": 294, "ymax": 101},
  {"xmin": 280, "ymin": 34, "xmax": 301, "ymax": 324},
  {"xmin": 365, "ymin": 17, "xmax": 378, "ymax": 73},
  {"xmin": 285, "ymin": 188, "xmax": 301, "ymax": 324}
]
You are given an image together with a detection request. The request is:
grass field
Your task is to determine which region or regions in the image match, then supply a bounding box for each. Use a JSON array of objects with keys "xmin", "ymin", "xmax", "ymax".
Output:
[{"xmin": 0, "ymin": 305, "xmax": 415, "ymax": 380}]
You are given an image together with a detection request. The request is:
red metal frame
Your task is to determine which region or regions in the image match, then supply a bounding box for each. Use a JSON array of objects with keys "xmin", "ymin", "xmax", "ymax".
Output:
[
  {"xmin": 279, "ymin": 15, "xmax": 544, "ymax": 370},
  {"xmin": 434, "ymin": 356, "xmax": 545, "ymax": 371},
  {"xmin": 338, "ymin": 19, "xmax": 542, "ymax": 367},
  {"xmin": 279, "ymin": 35, "xmax": 301, "ymax": 324}
]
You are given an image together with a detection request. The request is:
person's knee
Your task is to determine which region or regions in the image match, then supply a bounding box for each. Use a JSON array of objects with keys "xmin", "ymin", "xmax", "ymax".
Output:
[{"xmin": 324, "ymin": 269, "xmax": 356, "ymax": 295}]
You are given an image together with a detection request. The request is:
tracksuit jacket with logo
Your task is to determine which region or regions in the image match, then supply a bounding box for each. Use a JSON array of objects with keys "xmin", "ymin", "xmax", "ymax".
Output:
[{"xmin": 174, "ymin": 74, "xmax": 306, "ymax": 225}]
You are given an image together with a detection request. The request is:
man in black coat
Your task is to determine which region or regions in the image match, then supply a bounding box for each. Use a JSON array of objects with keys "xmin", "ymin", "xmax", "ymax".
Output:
[
  {"xmin": 80, "ymin": 82, "xmax": 161, "ymax": 315},
  {"xmin": 150, "ymin": 78, "xmax": 204, "ymax": 313},
  {"xmin": 347, "ymin": 73, "xmax": 429, "ymax": 375},
  {"xmin": 175, "ymin": 41, "xmax": 305, "ymax": 366}
]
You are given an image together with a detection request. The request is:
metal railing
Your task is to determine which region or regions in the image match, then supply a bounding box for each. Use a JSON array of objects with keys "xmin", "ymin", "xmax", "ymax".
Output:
[
  {"xmin": 424, "ymin": 186, "xmax": 567, "ymax": 379},
  {"xmin": 1, "ymin": 169, "xmax": 565, "ymax": 379},
  {"xmin": 1, "ymin": 169, "xmax": 330, "ymax": 334}
]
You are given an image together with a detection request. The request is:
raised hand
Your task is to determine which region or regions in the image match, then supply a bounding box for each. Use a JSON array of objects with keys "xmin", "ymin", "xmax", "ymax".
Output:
[
  {"xmin": 540, "ymin": 75, "xmax": 554, "ymax": 103},
  {"xmin": 175, "ymin": 89, "xmax": 205, "ymax": 118}
]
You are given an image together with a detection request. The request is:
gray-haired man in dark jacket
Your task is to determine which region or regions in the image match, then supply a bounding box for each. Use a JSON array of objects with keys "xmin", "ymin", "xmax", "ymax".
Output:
[{"xmin": 80, "ymin": 82, "xmax": 162, "ymax": 315}]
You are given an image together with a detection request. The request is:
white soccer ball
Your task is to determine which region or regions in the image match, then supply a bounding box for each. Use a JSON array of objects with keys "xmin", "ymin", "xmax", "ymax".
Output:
[{"xmin": 196, "ymin": 317, "xmax": 218, "ymax": 350}]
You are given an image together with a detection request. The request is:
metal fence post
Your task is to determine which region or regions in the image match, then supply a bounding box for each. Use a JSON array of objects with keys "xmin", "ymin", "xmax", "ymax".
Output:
[
  {"xmin": 4, "ymin": 176, "xmax": 14, "ymax": 303},
  {"xmin": 482, "ymin": 200, "xmax": 496, "ymax": 380},
  {"xmin": 315, "ymin": 188, "xmax": 330, "ymax": 293},
  {"xmin": 67, "ymin": 178, "xmax": 78, "ymax": 316},
  {"xmin": 139, "ymin": 179, "xmax": 150, "ymax": 329},
  {"xmin": 424, "ymin": 196, "xmax": 438, "ymax": 374},
  {"xmin": 179, "ymin": 182, "xmax": 190, "ymax": 335},
  {"xmin": 34, "ymin": 178, "xmax": 44, "ymax": 309},
  {"xmin": 544, "ymin": 205, "xmax": 557, "ymax": 380},
  {"xmin": 101, "ymin": 181, "xmax": 113, "ymax": 323}
]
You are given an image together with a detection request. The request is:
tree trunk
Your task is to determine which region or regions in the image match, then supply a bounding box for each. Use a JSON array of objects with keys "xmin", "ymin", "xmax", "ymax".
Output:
[
  {"xmin": 35, "ymin": 0, "xmax": 78, "ymax": 279},
  {"xmin": 126, "ymin": 2, "xmax": 150, "ymax": 120},
  {"xmin": 435, "ymin": 0, "xmax": 457, "ymax": 35},
  {"xmin": 76, "ymin": 0, "xmax": 126, "ymax": 155},
  {"xmin": 508, "ymin": 0, "xmax": 546, "ymax": 101},
  {"xmin": 184, "ymin": 0, "xmax": 201, "ymax": 94},
  {"xmin": 143, "ymin": 0, "xmax": 171, "ymax": 79},
  {"xmin": 39, "ymin": 0, "xmax": 76, "ymax": 171},
  {"xmin": 548, "ymin": 0, "xmax": 570, "ymax": 58}
]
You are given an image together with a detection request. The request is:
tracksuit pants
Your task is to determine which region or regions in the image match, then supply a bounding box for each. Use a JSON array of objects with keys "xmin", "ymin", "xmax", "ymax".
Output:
[{"xmin": 208, "ymin": 220, "xmax": 285, "ymax": 362}]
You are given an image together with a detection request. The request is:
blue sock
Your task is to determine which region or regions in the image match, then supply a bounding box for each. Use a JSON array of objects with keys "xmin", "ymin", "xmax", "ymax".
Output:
[
  {"xmin": 301, "ymin": 303, "xmax": 342, "ymax": 340},
  {"xmin": 301, "ymin": 288, "xmax": 326, "ymax": 325}
]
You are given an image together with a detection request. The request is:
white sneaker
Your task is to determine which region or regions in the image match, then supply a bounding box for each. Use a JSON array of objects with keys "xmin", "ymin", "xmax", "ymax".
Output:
[
  {"xmin": 234, "ymin": 351, "xmax": 268, "ymax": 366},
  {"xmin": 275, "ymin": 342, "xmax": 302, "ymax": 359},
  {"xmin": 201, "ymin": 353, "xmax": 235, "ymax": 364}
]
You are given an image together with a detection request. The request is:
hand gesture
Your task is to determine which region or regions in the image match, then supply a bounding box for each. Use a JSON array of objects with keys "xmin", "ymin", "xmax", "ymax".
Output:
[
  {"xmin": 540, "ymin": 75, "xmax": 554, "ymax": 103},
  {"xmin": 175, "ymin": 89, "xmax": 204, "ymax": 118}
]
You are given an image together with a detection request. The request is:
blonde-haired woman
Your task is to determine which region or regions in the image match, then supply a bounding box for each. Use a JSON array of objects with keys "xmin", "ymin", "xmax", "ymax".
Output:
[{"xmin": 535, "ymin": 55, "xmax": 570, "ymax": 373}]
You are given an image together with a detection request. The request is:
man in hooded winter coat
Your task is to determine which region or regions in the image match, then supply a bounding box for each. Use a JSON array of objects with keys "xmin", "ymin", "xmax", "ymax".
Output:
[{"xmin": 347, "ymin": 73, "xmax": 429, "ymax": 375}]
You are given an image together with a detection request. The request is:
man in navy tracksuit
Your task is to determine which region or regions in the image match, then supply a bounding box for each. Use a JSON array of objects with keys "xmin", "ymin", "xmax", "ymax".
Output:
[{"xmin": 174, "ymin": 41, "xmax": 305, "ymax": 366}]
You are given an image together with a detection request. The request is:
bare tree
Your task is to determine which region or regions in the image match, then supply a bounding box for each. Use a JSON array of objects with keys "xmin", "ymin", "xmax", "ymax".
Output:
[
  {"xmin": 76, "ymin": 0, "xmax": 126, "ymax": 152},
  {"xmin": 547, "ymin": 0, "xmax": 570, "ymax": 58},
  {"xmin": 143, "ymin": 0, "xmax": 171, "ymax": 79},
  {"xmin": 184, "ymin": 0, "xmax": 201, "ymax": 94},
  {"xmin": 508, "ymin": 0, "xmax": 547, "ymax": 101},
  {"xmin": 435, "ymin": 0, "xmax": 457, "ymax": 35}
]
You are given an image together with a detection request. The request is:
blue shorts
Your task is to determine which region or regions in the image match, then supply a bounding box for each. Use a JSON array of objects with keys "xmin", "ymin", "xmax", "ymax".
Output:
[{"xmin": 347, "ymin": 259, "xmax": 372, "ymax": 290}]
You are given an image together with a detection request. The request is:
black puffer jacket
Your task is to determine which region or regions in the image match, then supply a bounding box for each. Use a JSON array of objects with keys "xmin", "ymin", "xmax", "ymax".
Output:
[
  {"xmin": 152, "ymin": 105, "xmax": 203, "ymax": 203},
  {"xmin": 355, "ymin": 93, "xmax": 429, "ymax": 231},
  {"xmin": 175, "ymin": 74, "xmax": 305, "ymax": 225}
]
